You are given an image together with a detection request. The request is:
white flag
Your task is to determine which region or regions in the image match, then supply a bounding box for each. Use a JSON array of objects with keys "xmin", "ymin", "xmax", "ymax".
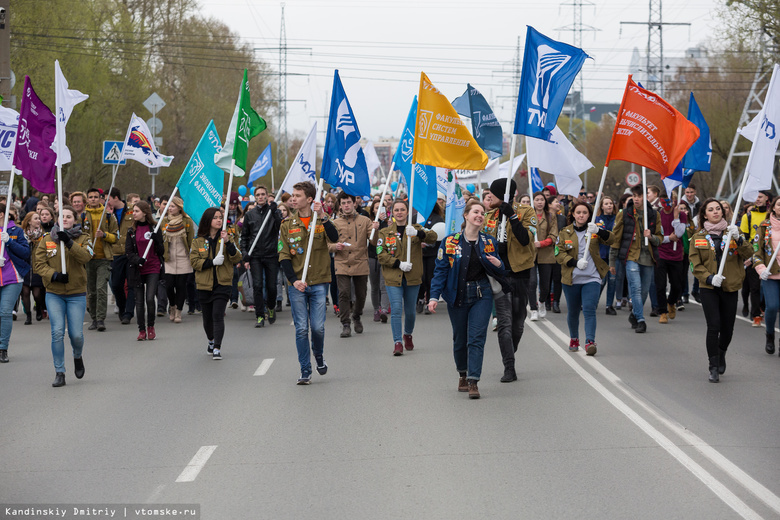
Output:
[
  {"xmin": 51, "ymin": 60, "xmax": 89, "ymax": 167},
  {"xmin": 452, "ymin": 155, "xmax": 525, "ymax": 187},
  {"xmin": 279, "ymin": 122, "xmax": 317, "ymax": 194},
  {"xmin": 526, "ymin": 125, "xmax": 593, "ymax": 197},
  {"xmin": 119, "ymin": 113, "xmax": 174, "ymax": 168},
  {"xmin": 363, "ymin": 140, "xmax": 382, "ymax": 184},
  {"xmin": 0, "ymin": 106, "xmax": 19, "ymax": 171},
  {"xmin": 738, "ymin": 63, "xmax": 780, "ymax": 202}
]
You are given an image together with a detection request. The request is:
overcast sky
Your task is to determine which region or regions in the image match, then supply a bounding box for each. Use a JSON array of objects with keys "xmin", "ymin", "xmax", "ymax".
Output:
[{"xmin": 200, "ymin": 0, "xmax": 722, "ymax": 144}]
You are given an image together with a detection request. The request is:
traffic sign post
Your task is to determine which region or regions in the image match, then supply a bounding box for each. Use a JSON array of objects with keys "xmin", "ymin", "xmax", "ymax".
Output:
[
  {"xmin": 102, "ymin": 141, "xmax": 126, "ymax": 165},
  {"xmin": 143, "ymin": 92, "xmax": 165, "ymax": 195},
  {"xmin": 626, "ymin": 171, "xmax": 640, "ymax": 187}
]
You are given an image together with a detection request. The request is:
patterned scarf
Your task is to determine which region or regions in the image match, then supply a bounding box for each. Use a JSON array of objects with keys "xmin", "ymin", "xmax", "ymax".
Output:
[{"xmin": 165, "ymin": 214, "xmax": 186, "ymax": 238}]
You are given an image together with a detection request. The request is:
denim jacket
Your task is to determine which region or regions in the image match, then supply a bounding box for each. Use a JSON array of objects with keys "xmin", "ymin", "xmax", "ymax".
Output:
[{"xmin": 429, "ymin": 231, "xmax": 507, "ymax": 307}]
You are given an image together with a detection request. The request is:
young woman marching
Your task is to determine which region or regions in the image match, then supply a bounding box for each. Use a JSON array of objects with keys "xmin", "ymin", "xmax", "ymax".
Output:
[
  {"xmin": 595, "ymin": 196, "xmax": 618, "ymax": 315},
  {"xmin": 752, "ymin": 195, "xmax": 780, "ymax": 355},
  {"xmin": 39, "ymin": 205, "xmax": 56, "ymax": 234},
  {"xmin": 377, "ymin": 198, "xmax": 436, "ymax": 355},
  {"xmin": 428, "ymin": 199, "xmax": 506, "ymax": 399},
  {"xmin": 33, "ymin": 206, "xmax": 92, "ymax": 386},
  {"xmin": 21, "ymin": 211, "xmax": 46, "ymax": 325},
  {"xmin": 367, "ymin": 198, "xmax": 389, "ymax": 322},
  {"xmin": 161, "ymin": 197, "xmax": 194, "ymax": 324},
  {"xmin": 555, "ymin": 200, "xmax": 613, "ymax": 356},
  {"xmin": 0, "ymin": 204, "xmax": 31, "ymax": 363},
  {"xmin": 126, "ymin": 201, "xmax": 164, "ymax": 341},
  {"xmin": 190, "ymin": 207, "xmax": 242, "ymax": 360},
  {"xmin": 689, "ymin": 198, "xmax": 753, "ymax": 382},
  {"xmin": 528, "ymin": 191, "xmax": 558, "ymax": 320}
]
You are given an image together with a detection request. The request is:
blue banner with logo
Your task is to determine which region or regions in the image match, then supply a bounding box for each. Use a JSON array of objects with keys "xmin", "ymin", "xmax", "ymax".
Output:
[
  {"xmin": 392, "ymin": 96, "xmax": 438, "ymax": 222},
  {"xmin": 248, "ymin": 143, "xmax": 273, "ymax": 183},
  {"xmin": 530, "ymin": 167, "xmax": 544, "ymax": 194},
  {"xmin": 452, "ymin": 84, "xmax": 504, "ymax": 159},
  {"xmin": 176, "ymin": 121, "xmax": 224, "ymax": 225},
  {"xmin": 514, "ymin": 26, "xmax": 589, "ymax": 140},
  {"xmin": 682, "ymin": 92, "xmax": 711, "ymax": 173},
  {"xmin": 321, "ymin": 70, "xmax": 371, "ymax": 197}
]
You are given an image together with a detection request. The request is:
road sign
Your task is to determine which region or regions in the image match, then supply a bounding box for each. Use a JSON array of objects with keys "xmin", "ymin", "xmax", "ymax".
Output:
[
  {"xmin": 154, "ymin": 136, "xmax": 162, "ymax": 147},
  {"xmin": 143, "ymin": 92, "xmax": 165, "ymax": 114},
  {"xmin": 102, "ymin": 141, "xmax": 126, "ymax": 165},
  {"xmin": 149, "ymin": 167, "xmax": 159, "ymax": 176},
  {"xmin": 626, "ymin": 172, "xmax": 640, "ymax": 187},
  {"xmin": 147, "ymin": 117, "xmax": 163, "ymax": 135}
]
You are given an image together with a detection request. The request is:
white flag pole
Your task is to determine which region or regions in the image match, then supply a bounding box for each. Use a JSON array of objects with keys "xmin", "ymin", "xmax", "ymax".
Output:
[
  {"xmin": 498, "ymin": 134, "xmax": 517, "ymax": 242},
  {"xmin": 247, "ymin": 175, "xmax": 290, "ymax": 257},
  {"xmin": 141, "ymin": 187, "xmax": 178, "ymax": 260},
  {"xmin": 0, "ymin": 166, "xmax": 15, "ymax": 267},
  {"xmin": 673, "ymin": 184, "xmax": 683, "ymax": 251},
  {"xmin": 582, "ymin": 165, "xmax": 609, "ymax": 263},
  {"xmin": 56, "ymin": 165, "xmax": 66, "ymax": 274},
  {"xmin": 301, "ymin": 177, "xmax": 324, "ymax": 284},
  {"xmin": 370, "ymin": 162, "xmax": 395, "ymax": 241},
  {"xmin": 271, "ymin": 167, "xmax": 275, "ymax": 193},
  {"xmin": 218, "ymin": 159, "xmax": 236, "ymax": 256},
  {"xmin": 92, "ymin": 164, "xmax": 118, "ymax": 249},
  {"xmin": 642, "ymin": 166, "xmax": 649, "ymax": 246},
  {"xmin": 406, "ymin": 163, "xmax": 416, "ymax": 264},
  {"xmin": 765, "ymin": 240, "xmax": 780, "ymax": 275}
]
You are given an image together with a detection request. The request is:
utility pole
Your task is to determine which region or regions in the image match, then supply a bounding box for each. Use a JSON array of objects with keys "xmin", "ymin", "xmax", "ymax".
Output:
[
  {"xmin": 0, "ymin": 0, "xmax": 11, "ymax": 109},
  {"xmin": 279, "ymin": 3, "xmax": 287, "ymax": 176}
]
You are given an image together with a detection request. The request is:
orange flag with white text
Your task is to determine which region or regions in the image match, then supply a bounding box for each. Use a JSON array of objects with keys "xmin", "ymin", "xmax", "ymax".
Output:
[
  {"xmin": 413, "ymin": 72, "xmax": 488, "ymax": 171},
  {"xmin": 606, "ymin": 75, "xmax": 699, "ymax": 178}
]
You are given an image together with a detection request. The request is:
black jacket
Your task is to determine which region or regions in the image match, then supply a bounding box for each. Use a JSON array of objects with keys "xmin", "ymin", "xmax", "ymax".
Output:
[{"xmin": 240, "ymin": 202, "xmax": 281, "ymax": 259}]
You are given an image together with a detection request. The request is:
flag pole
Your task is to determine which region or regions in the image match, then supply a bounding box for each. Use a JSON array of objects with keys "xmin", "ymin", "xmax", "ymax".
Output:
[
  {"xmin": 642, "ymin": 166, "xmax": 649, "ymax": 246},
  {"xmin": 219, "ymin": 159, "xmax": 236, "ymax": 256},
  {"xmin": 674, "ymin": 184, "xmax": 683, "ymax": 252},
  {"xmin": 582, "ymin": 165, "xmax": 609, "ymax": 263},
  {"xmin": 407, "ymin": 163, "xmax": 416, "ymax": 263},
  {"xmin": 141, "ymin": 187, "xmax": 178, "ymax": 260},
  {"xmin": 92, "ymin": 164, "xmax": 118, "ymax": 249},
  {"xmin": 498, "ymin": 134, "xmax": 517, "ymax": 242},
  {"xmin": 57, "ymin": 165, "xmax": 66, "ymax": 274},
  {"xmin": 247, "ymin": 170, "xmax": 290, "ymax": 257},
  {"xmin": 370, "ymin": 162, "xmax": 395, "ymax": 241},
  {"xmin": 301, "ymin": 177, "xmax": 324, "ymax": 284},
  {"xmin": 271, "ymin": 167, "xmax": 275, "ymax": 193},
  {"xmin": 0, "ymin": 166, "xmax": 15, "ymax": 267}
]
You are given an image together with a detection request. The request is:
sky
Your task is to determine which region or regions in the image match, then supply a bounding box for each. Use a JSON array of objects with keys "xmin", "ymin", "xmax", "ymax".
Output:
[{"xmin": 200, "ymin": 0, "xmax": 723, "ymax": 144}]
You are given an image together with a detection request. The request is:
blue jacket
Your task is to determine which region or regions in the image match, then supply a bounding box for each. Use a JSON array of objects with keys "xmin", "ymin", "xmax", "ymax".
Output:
[
  {"xmin": 1, "ymin": 223, "xmax": 31, "ymax": 282},
  {"xmin": 429, "ymin": 231, "xmax": 507, "ymax": 307},
  {"xmin": 595, "ymin": 214, "xmax": 616, "ymax": 260}
]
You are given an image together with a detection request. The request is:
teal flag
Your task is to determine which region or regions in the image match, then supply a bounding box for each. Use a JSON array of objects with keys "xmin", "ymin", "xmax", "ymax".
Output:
[{"xmin": 177, "ymin": 121, "xmax": 224, "ymax": 224}]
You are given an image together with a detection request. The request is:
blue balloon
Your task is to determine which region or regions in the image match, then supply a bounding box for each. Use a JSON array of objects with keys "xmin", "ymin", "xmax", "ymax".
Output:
[
  {"xmin": 466, "ymin": 184, "xmax": 476, "ymax": 193},
  {"xmin": 391, "ymin": 182, "xmax": 398, "ymax": 192},
  {"xmin": 238, "ymin": 185, "xmax": 247, "ymax": 197}
]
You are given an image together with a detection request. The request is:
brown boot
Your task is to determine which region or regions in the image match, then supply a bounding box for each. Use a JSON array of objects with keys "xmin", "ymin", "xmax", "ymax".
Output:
[
  {"xmin": 658, "ymin": 313, "xmax": 668, "ymax": 324},
  {"xmin": 168, "ymin": 306, "xmax": 175, "ymax": 321},
  {"xmin": 458, "ymin": 374, "xmax": 468, "ymax": 392},
  {"xmin": 403, "ymin": 333, "xmax": 414, "ymax": 351},
  {"xmin": 667, "ymin": 303, "xmax": 676, "ymax": 320},
  {"xmin": 393, "ymin": 342, "xmax": 403, "ymax": 356},
  {"xmin": 467, "ymin": 380, "xmax": 480, "ymax": 399},
  {"xmin": 174, "ymin": 308, "xmax": 182, "ymax": 323}
]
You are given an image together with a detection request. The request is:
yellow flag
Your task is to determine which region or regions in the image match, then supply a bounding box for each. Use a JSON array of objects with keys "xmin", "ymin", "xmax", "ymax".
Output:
[{"xmin": 412, "ymin": 72, "xmax": 488, "ymax": 171}]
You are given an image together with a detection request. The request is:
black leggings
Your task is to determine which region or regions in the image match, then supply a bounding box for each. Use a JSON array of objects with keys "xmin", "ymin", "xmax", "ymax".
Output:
[
  {"xmin": 528, "ymin": 262, "xmax": 553, "ymax": 310},
  {"xmin": 199, "ymin": 289, "xmax": 229, "ymax": 348},
  {"xmin": 165, "ymin": 273, "xmax": 188, "ymax": 311},
  {"xmin": 136, "ymin": 272, "xmax": 160, "ymax": 330},
  {"xmin": 700, "ymin": 287, "xmax": 738, "ymax": 366},
  {"xmin": 22, "ymin": 285, "xmax": 46, "ymax": 316}
]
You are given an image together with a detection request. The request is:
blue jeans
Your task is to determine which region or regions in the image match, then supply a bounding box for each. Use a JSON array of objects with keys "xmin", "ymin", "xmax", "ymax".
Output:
[
  {"xmin": 763, "ymin": 278, "xmax": 780, "ymax": 333},
  {"xmin": 446, "ymin": 278, "xmax": 493, "ymax": 380},
  {"xmin": 385, "ymin": 278, "xmax": 419, "ymax": 343},
  {"xmin": 562, "ymin": 282, "xmax": 600, "ymax": 342},
  {"xmin": 46, "ymin": 292, "xmax": 86, "ymax": 373},
  {"xmin": 0, "ymin": 282, "xmax": 23, "ymax": 351},
  {"xmin": 626, "ymin": 261, "xmax": 654, "ymax": 322},
  {"xmin": 288, "ymin": 283, "xmax": 327, "ymax": 377}
]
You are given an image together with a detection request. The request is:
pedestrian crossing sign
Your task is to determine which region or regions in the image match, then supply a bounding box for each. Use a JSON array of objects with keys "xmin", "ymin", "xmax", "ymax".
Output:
[{"xmin": 103, "ymin": 141, "xmax": 127, "ymax": 165}]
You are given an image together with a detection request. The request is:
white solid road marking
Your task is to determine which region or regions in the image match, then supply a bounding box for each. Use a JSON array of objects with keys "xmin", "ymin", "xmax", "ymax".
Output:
[
  {"xmin": 528, "ymin": 320, "xmax": 765, "ymax": 520},
  {"xmin": 254, "ymin": 358, "xmax": 275, "ymax": 376},
  {"xmin": 175, "ymin": 445, "xmax": 217, "ymax": 483}
]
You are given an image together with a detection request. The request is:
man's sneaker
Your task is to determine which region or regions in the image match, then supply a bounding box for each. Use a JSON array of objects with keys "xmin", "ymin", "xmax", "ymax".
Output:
[
  {"xmin": 569, "ymin": 338, "xmax": 580, "ymax": 352},
  {"xmin": 500, "ymin": 370, "xmax": 517, "ymax": 383},
  {"xmin": 742, "ymin": 305, "xmax": 750, "ymax": 318},
  {"xmin": 635, "ymin": 320, "xmax": 647, "ymax": 333},
  {"xmin": 121, "ymin": 316, "xmax": 131, "ymax": 325},
  {"xmin": 677, "ymin": 300, "xmax": 685, "ymax": 311},
  {"xmin": 467, "ymin": 380, "xmax": 480, "ymax": 399},
  {"xmin": 416, "ymin": 300, "xmax": 424, "ymax": 314},
  {"xmin": 353, "ymin": 318, "xmax": 363, "ymax": 334},
  {"xmin": 529, "ymin": 310, "xmax": 539, "ymax": 321},
  {"xmin": 316, "ymin": 360, "xmax": 328, "ymax": 375},
  {"xmin": 212, "ymin": 348, "xmax": 222, "ymax": 360},
  {"xmin": 268, "ymin": 308, "xmax": 276, "ymax": 324},
  {"xmin": 276, "ymin": 301, "xmax": 282, "ymax": 312},
  {"xmin": 393, "ymin": 342, "xmax": 403, "ymax": 356},
  {"xmin": 650, "ymin": 308, "xmax": 659, "ymax": 317},
  {"xmin": 340, "ymin": 324, "xmax": 351, "ymax": 338},
  {"xmin": 207, "ymin": 340, "xmax": 214, "ymax": 354},
  {"xmin": 97, "ymin": 320, "xmax": 106, "ymax": 331},
  {"xmin": 753, "ymin": 316, "xmax": 763, "ymax": 327},
  {"xmin": 692, "ymin": 292, "xmax": 701, "ymax": 303},
  {"xmin": 683, "ymin": 295, "xmax": 690, "ymax": 304},
  {"xmin": 156, "ymin": 310, "xmax": 165, "ymax": 317},
  {"xmin": 538, "ymin": 304, "xmax": 547, "ymax": 318},
  {"xmin": 458, "ymin": 375, "xmax": 468, "ymax": 392},
  {"xmin": 88, "ymin": 320, "xmax": 98, "ymax": 331},
  {"xmin": 628, "ymin": 313, "xmax": 638, "ymax": 329},
  {"xmin": 255, "ymin": 316, "xmax": 265, "ymax": 328},
  {"xmin": 606, "ymin": 306, "xmax": 617, "ymax": 315},
  {"xmin": 373, "ymin": 310, "xmax": 382, "ymax": 322},
  {"xmin": 584, "ymin": 341, "xmax": 597, "ymax": 356},
  {"xmin": 231, "ymin": 301, "xmax": 238, "ymax": 309},
  {"xmin": 297, "ymin": 374, "xmax": 312, "ymax": 385}
]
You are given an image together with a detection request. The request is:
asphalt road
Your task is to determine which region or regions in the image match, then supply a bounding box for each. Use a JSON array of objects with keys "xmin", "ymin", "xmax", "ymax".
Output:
[{"xmin": 1, "ymin": 277, "xmax": 779, "ymax": 519}]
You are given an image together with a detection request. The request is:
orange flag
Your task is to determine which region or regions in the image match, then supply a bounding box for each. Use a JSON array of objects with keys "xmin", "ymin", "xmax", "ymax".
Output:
[
  {"xmin": 413, "ymin": 72, "xmax": 488, "ymax": 171},
  {"xmin": 606, "ymin": 76, "xmax": 699, "ymax": 178}
]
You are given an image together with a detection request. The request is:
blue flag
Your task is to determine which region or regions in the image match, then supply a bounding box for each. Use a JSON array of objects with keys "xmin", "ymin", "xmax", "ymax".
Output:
[
  {"xmin": 682, "ymin": 92, "xmax": 712, "ymax": 173},
  {"xmin": 248, "ymin": 143, "xmax": 273, "ymax": 183},
  {"xmin": 392, "ymin": 96, "xmax": 438, "ymax": 222},
  {"xmin": 514, "ymin": 26, "xmax": 589, "ymax": 140},
  {"xmin": 530, "ymin": 167, "xmax": 544, "ymax": 194},
  {"xmin": 176, "ymin": 121, "xmax": 224, "ymax": 225},
  {"xmin": 321, "ymin": 70, "xmax": 371, "ymax": 197},
  {"xmin": 444, "ymin": 170, "xmax": 466, "ymax": 236},
  {"xmin": 452, "ymin": 84, "xmax": 504, "ymax": 159}
]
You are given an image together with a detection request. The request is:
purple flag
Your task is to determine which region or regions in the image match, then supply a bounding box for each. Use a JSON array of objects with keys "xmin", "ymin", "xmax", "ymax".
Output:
[{"xmin": 13, "ymin": 76, "xmax": 57, "ymax": 193}]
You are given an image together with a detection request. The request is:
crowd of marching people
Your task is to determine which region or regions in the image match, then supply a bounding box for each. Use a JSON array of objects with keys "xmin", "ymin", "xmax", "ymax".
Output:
[{"xmin": 1, "ymin": 179, "xmax": 778, "ymax": 393}]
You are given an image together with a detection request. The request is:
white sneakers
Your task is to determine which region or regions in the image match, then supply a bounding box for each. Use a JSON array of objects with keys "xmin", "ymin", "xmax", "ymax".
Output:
[
  {"xmin": 530, "ymin": 310, "xmax": 539, "ymax": 321},
  {"xmin": 538, "ymin": 302, "xmax": 547, "ymax": 318}
]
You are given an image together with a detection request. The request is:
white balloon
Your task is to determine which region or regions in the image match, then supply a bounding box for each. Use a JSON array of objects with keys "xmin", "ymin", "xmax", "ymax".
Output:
[{"xmin": 431, "ymin": 222, "xmax": 447, "ymax": 241}]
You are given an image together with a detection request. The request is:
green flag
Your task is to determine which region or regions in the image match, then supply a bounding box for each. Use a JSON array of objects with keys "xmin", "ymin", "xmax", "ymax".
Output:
[{"xmin": 215, "ymin": 69, "xmax": 266, "ymax": 176}]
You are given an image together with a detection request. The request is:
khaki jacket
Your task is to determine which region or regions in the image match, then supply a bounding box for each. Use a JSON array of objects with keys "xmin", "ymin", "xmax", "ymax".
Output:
[
  {"xmin": 83, "ymin": 205, "xmax": 118, "ymax": 260},
  {"xmin": 689, "ymin": 229, "xmax": 753, "ymax": 292},
  {"xmin": 189, "ymin": 234, "xmax": 242, "ymax": 291},
  {"xmin": 33, "ymin": 233, "xmax": 93, "ymax": 295},
  {"xmin": 751, "ymin": 219, "xmax": 780, "ymax": 276},
  {"xmin": 482, "ymin": 203, "xmax": 537, "ymax": 272},
  {"xmin": 534, "ymin": 210, "xmax": 558, "ymax": 264},
  {"xmin": 328, "ymin": 212, "xmax": 372, "ymax": 276},
  {"xmin": 278, "ymin": 213, "xmax": 334, "ymax": 286},
  {"xmin": 555, "ymin": 225, "xmax": 609, "ymax": 285},
  {"xmin": 161, "ymin": 215, "xmax": 196, "ymax": 263},
  {"xmin": 376, "ymin": 221, "xmax": 435, "ymax": 286},
  {"xmin": 111, "ymin": 202, "xmax": 136, "ymax": 257}
]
